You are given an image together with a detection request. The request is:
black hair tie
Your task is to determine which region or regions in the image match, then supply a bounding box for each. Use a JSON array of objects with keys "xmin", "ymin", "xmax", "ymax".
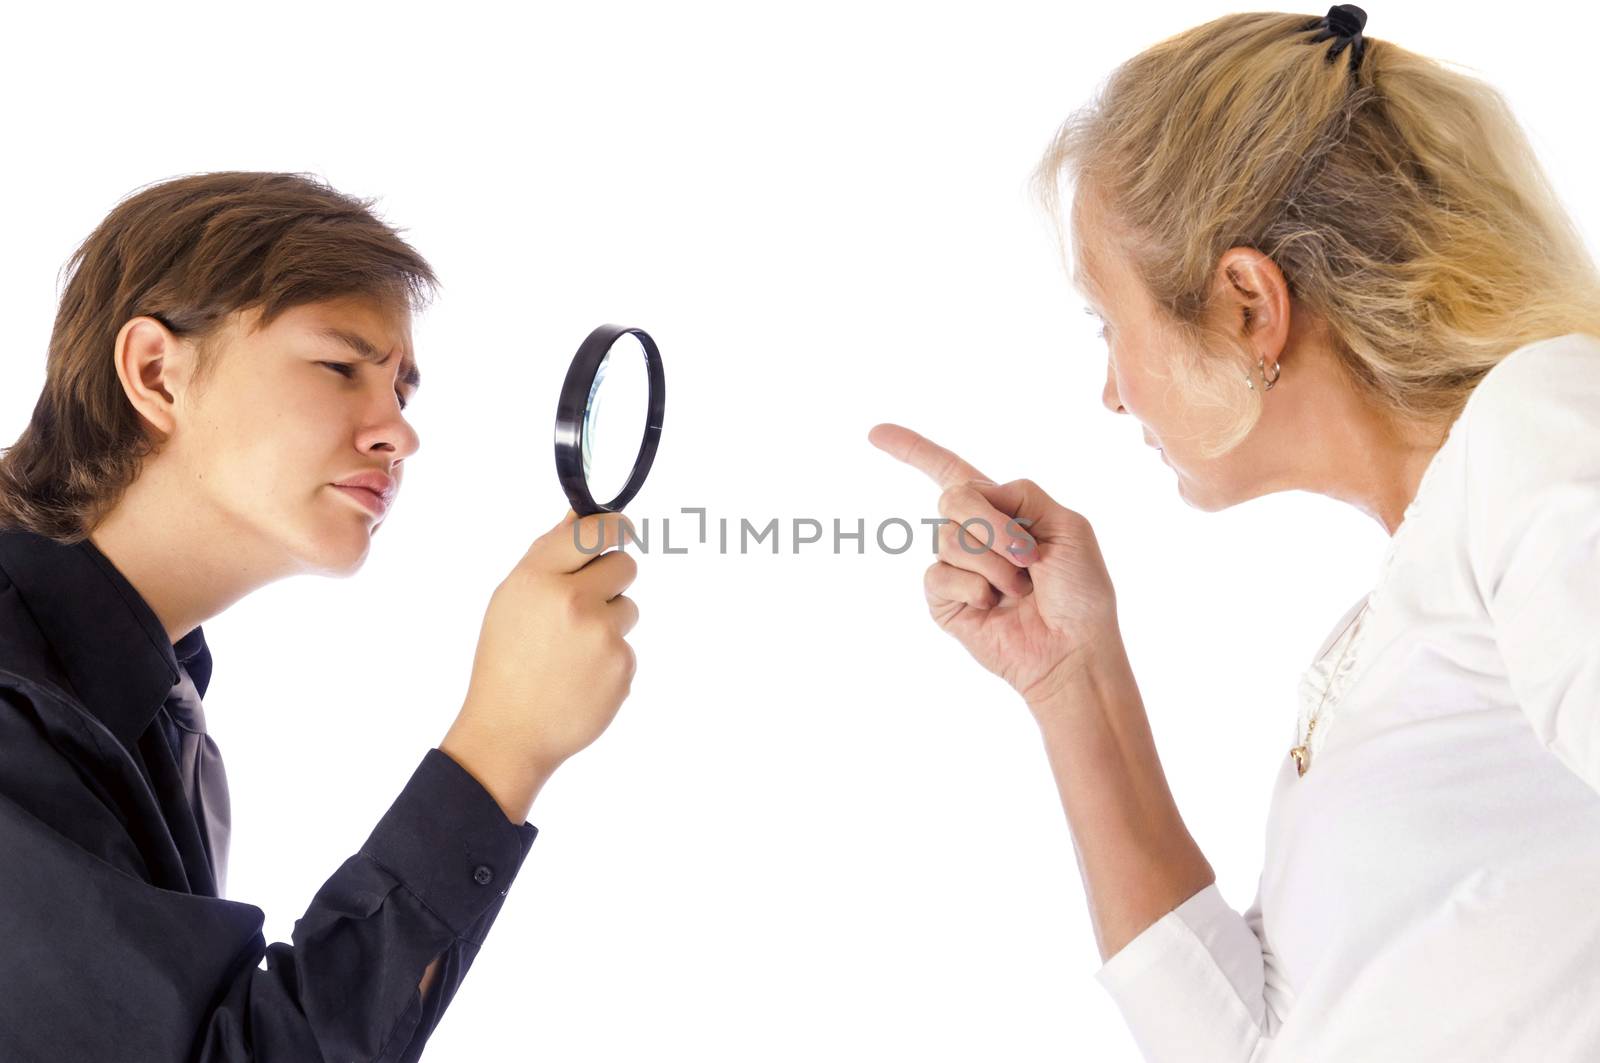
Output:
[{"xmin": 1306, "ymin": 4, "xmax": 1368, "ymax": 74}]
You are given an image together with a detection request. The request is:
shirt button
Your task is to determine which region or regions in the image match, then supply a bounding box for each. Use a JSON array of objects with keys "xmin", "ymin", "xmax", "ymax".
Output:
[{"xmin": 472, "ymin": 864, "xmax": 494, "ymax": 886}]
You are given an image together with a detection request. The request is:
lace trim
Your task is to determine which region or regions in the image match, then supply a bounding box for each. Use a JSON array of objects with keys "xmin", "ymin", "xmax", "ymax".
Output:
[
  {"xmin": 1292, "ymin": 405, "xmax": 1473, "ymax": 759},
  {"xmin": 1294, "ymin": 594, "xmax": 1369, "ymax": 752}
]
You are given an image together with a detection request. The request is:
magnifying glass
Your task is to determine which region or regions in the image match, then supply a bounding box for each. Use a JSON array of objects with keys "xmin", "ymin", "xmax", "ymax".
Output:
[{"xmin": 554, "ymin": 324, "xmax": 666, "ymax": 516}]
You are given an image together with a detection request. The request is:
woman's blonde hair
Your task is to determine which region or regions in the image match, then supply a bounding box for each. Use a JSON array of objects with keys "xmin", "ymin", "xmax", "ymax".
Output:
[{"xmin": 1034, "ymin": 11, "xmax": 1600, "ymax": 459}]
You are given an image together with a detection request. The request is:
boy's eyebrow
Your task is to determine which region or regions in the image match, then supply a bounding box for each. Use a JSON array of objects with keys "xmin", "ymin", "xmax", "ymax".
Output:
[{"xmin": 312, "ymin": 326, "xmax": 421, "ymax": 391}]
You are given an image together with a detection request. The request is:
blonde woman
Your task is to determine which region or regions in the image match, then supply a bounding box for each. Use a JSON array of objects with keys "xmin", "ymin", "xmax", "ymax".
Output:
[{"xmin": 873, "ymin": 7, "xmax": 1600, "ymax": 1060}]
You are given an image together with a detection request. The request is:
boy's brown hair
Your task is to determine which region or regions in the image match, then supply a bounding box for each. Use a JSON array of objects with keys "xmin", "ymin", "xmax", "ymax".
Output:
[{"xmin": 0, "ymin": 171, "xmax": 438, "ymax": 543}]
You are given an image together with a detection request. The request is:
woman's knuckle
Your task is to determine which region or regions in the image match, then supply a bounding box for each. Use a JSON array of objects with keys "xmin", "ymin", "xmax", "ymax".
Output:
[{"xmin": 955, "ymin": 518, "xmax": 992, "ymax": 553}]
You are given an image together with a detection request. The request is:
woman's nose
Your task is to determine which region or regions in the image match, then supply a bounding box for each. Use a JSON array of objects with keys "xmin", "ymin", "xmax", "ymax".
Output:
[{"xmin": 1101, "ymin": 362, "xmax": 1126, "ymax": 415}]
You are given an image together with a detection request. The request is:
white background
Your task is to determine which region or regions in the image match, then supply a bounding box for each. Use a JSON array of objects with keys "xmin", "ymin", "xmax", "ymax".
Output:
[{"xmin": 3, "ymin": 2, "xmax": 1594, "ymax": 1059}]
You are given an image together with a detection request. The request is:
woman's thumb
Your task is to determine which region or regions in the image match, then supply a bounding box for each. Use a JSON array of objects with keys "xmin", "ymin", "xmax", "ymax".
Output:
[{"xmin": 972, "ymin": 478, "xmax": 1072, "ymax": 555}]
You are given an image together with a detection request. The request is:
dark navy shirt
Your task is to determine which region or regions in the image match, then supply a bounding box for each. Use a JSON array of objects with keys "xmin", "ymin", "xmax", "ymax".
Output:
[{"xmin": 0, "ymin": 526, "xmax": 538, "ymax": 1061}]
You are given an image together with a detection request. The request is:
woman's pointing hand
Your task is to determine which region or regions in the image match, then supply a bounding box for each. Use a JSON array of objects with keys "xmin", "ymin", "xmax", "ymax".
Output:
[{"xmin": 868, "ymin": 422, "xmax": 1123, "ymax": 710}]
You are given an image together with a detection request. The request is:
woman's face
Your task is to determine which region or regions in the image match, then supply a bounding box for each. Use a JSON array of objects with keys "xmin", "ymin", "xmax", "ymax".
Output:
[
  {"xmin": 164, "ymin": 294, "xmax": 422, "ymax": 576},
  {"xmin": 1069, "ymin": 191, "xmax": 1274, "ymax": 510}
]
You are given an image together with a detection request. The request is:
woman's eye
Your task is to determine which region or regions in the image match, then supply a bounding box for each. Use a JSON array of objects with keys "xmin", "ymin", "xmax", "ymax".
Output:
[{"xmin": 1082, "ymin": 308, "xmax": 1109, "ymax": 342}]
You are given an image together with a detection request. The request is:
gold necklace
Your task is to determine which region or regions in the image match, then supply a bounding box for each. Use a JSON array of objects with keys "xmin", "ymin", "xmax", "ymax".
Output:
[{"xmin": 1290, "ymin": 599, "xmax": 1369, "ymax": 777}]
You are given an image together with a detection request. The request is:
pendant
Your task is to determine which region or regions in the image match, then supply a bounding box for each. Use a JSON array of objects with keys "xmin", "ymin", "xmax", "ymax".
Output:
[{"xmin": 1290, "ymin": 745, "xmax": 1309, "ymax": 777}]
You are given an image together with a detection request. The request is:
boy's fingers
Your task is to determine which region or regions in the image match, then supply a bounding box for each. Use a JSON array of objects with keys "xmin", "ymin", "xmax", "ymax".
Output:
[{"xmin": 538, "ymin": 512, "xmax": 638, "ymax": 573}]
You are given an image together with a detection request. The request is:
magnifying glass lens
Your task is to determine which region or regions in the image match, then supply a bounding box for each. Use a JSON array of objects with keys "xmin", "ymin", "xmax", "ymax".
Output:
[{"xmin": 580, "ymin": 332, "xmax": 651, "ymax": 504}]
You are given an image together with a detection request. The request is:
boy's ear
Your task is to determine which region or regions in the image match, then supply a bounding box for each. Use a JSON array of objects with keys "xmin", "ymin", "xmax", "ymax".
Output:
[{"xmin": 113, "ymin": 315, "xmax": 190, "ymax": 437}]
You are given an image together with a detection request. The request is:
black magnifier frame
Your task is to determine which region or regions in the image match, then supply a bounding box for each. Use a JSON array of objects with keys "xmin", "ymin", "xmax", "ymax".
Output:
[{"xmin": 554, "ymin": 323, "xmax": 666, "ymax": 516}]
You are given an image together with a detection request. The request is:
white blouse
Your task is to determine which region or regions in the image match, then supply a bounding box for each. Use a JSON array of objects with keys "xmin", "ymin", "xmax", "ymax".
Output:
[{"xmin": 1095, "ymin": 332, "xmax": 1600, "ymax": 1062}]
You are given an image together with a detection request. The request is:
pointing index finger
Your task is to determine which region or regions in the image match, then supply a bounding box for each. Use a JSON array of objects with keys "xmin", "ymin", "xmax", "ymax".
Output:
[{"xmin": 867, "ymin": 422, "xmax": 994, "ymax": 488}]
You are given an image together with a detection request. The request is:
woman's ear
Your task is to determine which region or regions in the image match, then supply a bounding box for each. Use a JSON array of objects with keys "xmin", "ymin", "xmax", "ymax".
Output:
[{"xmin": 1216, "ymin": 247, "xmax": 1291, "ymax": 362}]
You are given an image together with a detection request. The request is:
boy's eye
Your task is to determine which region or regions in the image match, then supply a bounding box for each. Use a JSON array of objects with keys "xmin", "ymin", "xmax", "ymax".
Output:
[{"xmin": 320, "ymin": 361, "xmax": 410, "ymax": 411}]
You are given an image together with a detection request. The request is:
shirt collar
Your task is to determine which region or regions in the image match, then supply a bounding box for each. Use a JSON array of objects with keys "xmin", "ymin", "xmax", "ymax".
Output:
[{"xmin": 0, "ymin": 527, "xmax": 211, "ymax": 751}]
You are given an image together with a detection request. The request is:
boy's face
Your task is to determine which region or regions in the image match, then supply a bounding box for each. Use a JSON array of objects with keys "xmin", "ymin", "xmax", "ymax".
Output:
[{"xmin": 167, "ymin": 294, "xmax": 421, "ymax": 576}]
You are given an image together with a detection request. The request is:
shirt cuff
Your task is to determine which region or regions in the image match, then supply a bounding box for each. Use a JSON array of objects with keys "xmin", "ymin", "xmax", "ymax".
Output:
[
  {"xmin": 1093, "ymin": 883, "xmax": 1269, "ymax": 1063},
  {"xmin": 358, "ymin": 748, "xmax": 539, "ymax": 942}
]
